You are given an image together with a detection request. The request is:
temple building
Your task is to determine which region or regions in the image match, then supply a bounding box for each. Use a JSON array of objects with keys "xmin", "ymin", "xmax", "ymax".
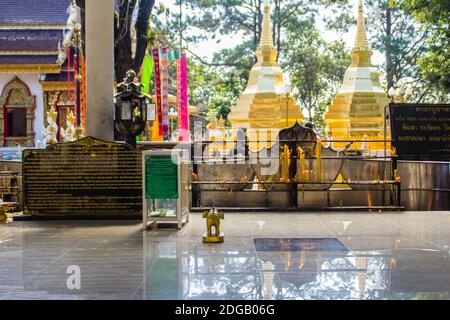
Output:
[
  {"xmin": 0, "ymin": 0, "xmax": 73, "ymax": 147},
  {"xmin": 324, "ymin": 0, "xmax": 390, "ymax": 149},
  {"xmin": 228, "ymin": 0, "xmax": 303, "ymax": 131}
]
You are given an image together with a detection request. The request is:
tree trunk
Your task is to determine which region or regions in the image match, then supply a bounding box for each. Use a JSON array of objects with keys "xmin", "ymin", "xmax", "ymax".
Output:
[
  {"xmin": 132, "ymin": 0, "xmax": 155, "ymax": 72},
  {"xmin": 252, "ymin": 0, "xmax": 258, "ymax": 48},
  {"xmin": 385, "ymin": 4, "xmax": 394, "ymax": 90},
  {"xmin": 115, "ymin": 1, "xmax": 136, "ymax": 82},
  {"xmin": 115, "ymin": 0, "xmax": 155, "ymax": 82},
  {"xmin": 275, "ymin": 0, "xmax": 281, "ymax": 62}
]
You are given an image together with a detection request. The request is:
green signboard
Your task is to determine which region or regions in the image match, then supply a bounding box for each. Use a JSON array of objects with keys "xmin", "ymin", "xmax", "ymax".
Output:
[{"xmin": 145, "ymin": 155, "xmax": 178, "ymax": 199}]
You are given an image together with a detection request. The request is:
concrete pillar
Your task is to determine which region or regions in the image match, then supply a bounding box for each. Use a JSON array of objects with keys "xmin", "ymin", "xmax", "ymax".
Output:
[{"xmin": 85, "ymin": 0, "xmax": 114, "ymax": 141}]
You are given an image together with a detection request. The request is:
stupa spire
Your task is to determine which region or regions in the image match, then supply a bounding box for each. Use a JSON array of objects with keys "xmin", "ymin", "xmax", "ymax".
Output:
[
  {"xmin": 260, "ymin": 0, "xmax": 274, "ymax": 48},
  {"xmin": 351, "ymin": 0, "xmax": 372, "ymax": 67},
  {"xmin": 228, "ymin": 0, "xmax": 303, "ymax": 131},
  {"xmin": 354, "ymin": 0, "xmax": 369, "ymax": 49},
  {"xmin": 256, "ymin": 0, "xmax": 278, "ymax": 65}
]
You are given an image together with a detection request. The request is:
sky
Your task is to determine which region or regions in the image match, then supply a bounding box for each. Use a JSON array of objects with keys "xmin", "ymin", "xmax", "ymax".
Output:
[{"xmin": 159, "ymin": 0, "xmax": 384, "ymax": 67}]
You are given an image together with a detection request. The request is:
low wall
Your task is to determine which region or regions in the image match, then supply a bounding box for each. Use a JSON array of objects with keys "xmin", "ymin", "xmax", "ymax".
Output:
[
  {"xmin": 398, "ymin": 161, "xmax": 449, "ymax": 211},
  {"xmin": 195, "ymin": 160, "xmax": 450, "ymax": 211},
  {"xmin": 3, "ymin": 150, "xmax": 449, "ymax": 212}
]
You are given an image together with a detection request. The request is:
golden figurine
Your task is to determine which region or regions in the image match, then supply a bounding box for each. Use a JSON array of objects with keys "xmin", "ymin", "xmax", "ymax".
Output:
[
  {"xmin": 280, "ymin": 145, "xmax": 291, "ymax": 182},
  {"xmin": 132, "ymin": 106, "xmax": 141, "ymax": 121},
  {"xmin": 239, "ymin": 175, "xmax": 248, "ymax": 183},
  {"xmin": 394, "ymin": 170, "xmax": 401, "ymax": 182},
  {"xmin": 296, "ymin": 146, "xmax": 306, "ymax": 182},
  {"xmin": 74, "ymin": 126, "xmax": 84, "ymax": 140},
  {"xmin": 391, "ymin": 147, "xmax": 397, "ymax": 157},
  {"xmin": 202, "ymin": 207, "xmax": 225, "ymax": 243},
  {"xmin": 0, "ymin": 203, "xmax": 15, "ymax": 223},
  {"xmin": 316, "ymin": 138, "xmax": 322, "ymax": 182}
]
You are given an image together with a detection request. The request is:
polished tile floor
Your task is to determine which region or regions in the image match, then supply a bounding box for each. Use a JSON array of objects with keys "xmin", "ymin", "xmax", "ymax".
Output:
[{"xmin": 1, "ymin": 211, "xmax": 450, "ymax": 300}]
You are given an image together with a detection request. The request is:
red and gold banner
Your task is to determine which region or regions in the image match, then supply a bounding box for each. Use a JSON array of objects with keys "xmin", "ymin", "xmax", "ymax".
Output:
[
  {"xmin": 152, "ymin": 47, "xmax": 162, "ymax": 135},
  {"xmin": 79, "ymin": 51, "xmax": 87, "ymax": 133},
  {"xmin": 160, "ymin": 47, "xmax": 170, "ymax": 139}
]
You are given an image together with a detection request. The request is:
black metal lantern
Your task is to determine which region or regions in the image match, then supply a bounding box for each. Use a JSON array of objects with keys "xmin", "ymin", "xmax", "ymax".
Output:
[{"xmin": 114, "ymin": 70, "xmax": 151, "ymax": 148}]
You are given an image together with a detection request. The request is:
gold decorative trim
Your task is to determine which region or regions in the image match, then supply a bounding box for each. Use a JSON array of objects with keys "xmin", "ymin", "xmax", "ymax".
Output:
[
  {"xmin": 0, "ymin": 64, "xmax": 61, "ymax": 74},
  {"xmin": 40, "ymin": 81, "xmax": 69, "ymax": 92}
]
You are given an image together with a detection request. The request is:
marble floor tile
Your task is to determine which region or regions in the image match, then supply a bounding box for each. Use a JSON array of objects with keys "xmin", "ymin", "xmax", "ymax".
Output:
[{"xmin": 1, "ymin": 212, "xmax": 450, "ymax": 300}]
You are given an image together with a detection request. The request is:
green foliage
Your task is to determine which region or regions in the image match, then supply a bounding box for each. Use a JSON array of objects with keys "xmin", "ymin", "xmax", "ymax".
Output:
[
  {"xmin": 364, "ymin": 0, "xmax": 449, "ymax": 102},
  {"xmin": 400, "ymin": 0, "xmax": 450, "ymax": 92},
  {"xmin": 282, "ymin": 20, "xmax": 350, "ymax": 124}
]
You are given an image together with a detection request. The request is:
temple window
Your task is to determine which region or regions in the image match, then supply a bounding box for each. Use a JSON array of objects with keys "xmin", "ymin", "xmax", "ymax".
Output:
[
  {"xmin": 0, "ymin": 77, "xmax": 36, "ymax": 147},
  {"xmin": 5, "ymin": 106, "xmax": 27, "ymax": 137}
]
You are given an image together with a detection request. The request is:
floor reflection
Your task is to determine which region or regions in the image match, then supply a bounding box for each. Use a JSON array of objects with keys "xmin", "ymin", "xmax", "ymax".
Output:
[
  {"xmin": 145, "ymin": 238, "xmax": 450, "ymax": 300},
  {"xmin": 1, "ymin": 216, "xmax": 450, "ymax": 300}
]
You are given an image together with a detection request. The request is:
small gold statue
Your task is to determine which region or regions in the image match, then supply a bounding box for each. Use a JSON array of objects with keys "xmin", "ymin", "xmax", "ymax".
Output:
[
  {"xmin": 296, "ymin": 146, "xmax": 305, "ymax": 182},
  {"xmin": 280, "ymin": 145, "xmax": 291, "ymax": 182},
  {"xmin": 316, "ymin": 138, "xmax": 322, "ymax": 181},
  {"xmin": 394, "ymin": 170, "xmax": 401, "ymax": 182},
  {"xmin": 239, "ymin": 175, "xmax": 248, "ymax": 183},
  {"xmin": 202, "ymin": 207, "xmax": 224, "ymax": 243},
  {"xmin": 74, "ymin": 126, "xmax": 84, "ymax": 140},
  {"xmin": 0, "ymin": 203, "xmax": 15, "ymax": 223},
  {"xmin": 391, "ymin": 147, "xmax": 397, "ymax": 157},
  {"xmin": 132, "ymin": 106, "xmax": 141, "ymax": 121}
]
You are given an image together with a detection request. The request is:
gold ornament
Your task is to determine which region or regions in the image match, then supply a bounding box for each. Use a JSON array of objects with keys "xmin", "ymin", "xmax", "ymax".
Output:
[{"xmin": 202, "ymin": 207, "xmax": 225, "ymax": 243}]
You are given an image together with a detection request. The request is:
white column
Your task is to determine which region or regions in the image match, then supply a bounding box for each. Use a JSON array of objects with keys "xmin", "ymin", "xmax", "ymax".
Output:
[{"xmin": 85, "ymin": 0, "xmax": 114, "ymax": 141}]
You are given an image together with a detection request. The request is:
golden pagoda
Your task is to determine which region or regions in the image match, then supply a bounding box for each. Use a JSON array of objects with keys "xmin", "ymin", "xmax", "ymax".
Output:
[
  {"xmin": 325, "ymin": 0, "xmax": 390, "ymax": 149},
  {"xmin": 228, "ymin": 0, "xmax": 303, "ymax": 131}
]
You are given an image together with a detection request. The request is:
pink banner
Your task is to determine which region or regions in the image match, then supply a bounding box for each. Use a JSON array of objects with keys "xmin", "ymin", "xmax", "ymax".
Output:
[
  {"xmin": 176, "ymin": 60, "xmax": 181, "ymax": 135},
  {"xmin": 151, "ymin": 48, "xmax": 162, "ymax": 135},
  {"xmin": 179, "ymin": 52, "xmax": 189, "ymax": 141},
  {"xmin": 160, "ymin": 48, "xmax": 170, "ymax": 138}
]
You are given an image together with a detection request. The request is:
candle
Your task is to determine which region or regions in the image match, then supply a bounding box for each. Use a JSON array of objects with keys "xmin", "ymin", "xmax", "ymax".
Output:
[{"xmin": 297, "ymin": 146, "xmax": 305, "ymax": 182}]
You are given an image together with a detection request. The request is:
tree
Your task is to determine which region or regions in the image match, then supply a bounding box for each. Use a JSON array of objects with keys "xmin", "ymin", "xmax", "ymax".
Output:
[
  {"xmin": 364, "ymin": 0, "xmax": 427, "ymax": 91},
  {"xmin": 400, "ymin": 0, "xmax": 450, "ymax": 93},
  {"xmin": 364, "ymin": 0, "xmax": 449, "ymax": 103},
  {"xmin": 76, "ymin": 0, "xmax": 155, "ymax": 82},
  {"xmin": 115, "ymin": 0, "xmax": 156, "ymax": 81},
  {"xmin": 283, "ymin": 20, "xmax": 349, "ymax": 128},
  {"xmin": 183, "ymin": 0, "xmax": 352, "ymax": 66}
]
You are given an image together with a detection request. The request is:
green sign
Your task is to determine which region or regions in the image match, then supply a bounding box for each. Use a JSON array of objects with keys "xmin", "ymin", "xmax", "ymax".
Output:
[{"xmin": 145, "ymin": 155, "xmax": 178, "ymax": 199}]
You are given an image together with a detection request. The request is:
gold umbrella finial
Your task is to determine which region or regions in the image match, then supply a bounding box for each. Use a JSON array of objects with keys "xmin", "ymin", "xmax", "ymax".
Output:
[{"xmin": 351, "ymin": 0, "xmax": 373, "ymax": 67}]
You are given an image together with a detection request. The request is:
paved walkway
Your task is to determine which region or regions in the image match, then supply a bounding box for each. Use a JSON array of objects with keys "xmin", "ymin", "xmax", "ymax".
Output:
[{"xmin": 1, "ymin": 211, "xmax": 449, "ymax": 299}]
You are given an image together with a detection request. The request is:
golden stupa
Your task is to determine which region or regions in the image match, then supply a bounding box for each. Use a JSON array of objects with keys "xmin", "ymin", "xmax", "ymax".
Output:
[
  {"xmin": 228, "ymin": 0, "xmax": 303, "ymax": 132},
  {"xmin": 325, "ymin": 0, "xmax": 390, "ymax": 150}
]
